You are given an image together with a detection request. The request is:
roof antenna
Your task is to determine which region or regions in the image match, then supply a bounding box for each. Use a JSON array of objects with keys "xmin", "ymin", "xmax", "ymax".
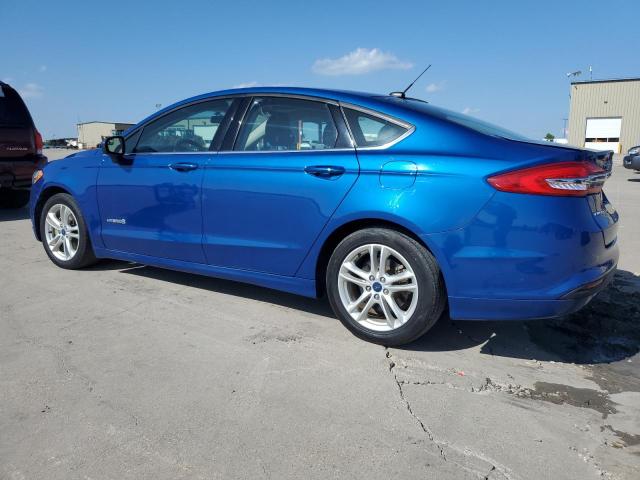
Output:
[{"xmin": 390, "ymin": 64, "xmax": 432, "ymax": 99}]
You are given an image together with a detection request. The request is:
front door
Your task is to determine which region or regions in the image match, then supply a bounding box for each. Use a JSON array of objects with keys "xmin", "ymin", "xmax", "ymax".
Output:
[
  {"xmin": 97, "ymin": 98, "xmax": 234, "ymax": 263},
  {"xmin": 201, "ymin": 95, "xmax": 359, "ymax": 276}
]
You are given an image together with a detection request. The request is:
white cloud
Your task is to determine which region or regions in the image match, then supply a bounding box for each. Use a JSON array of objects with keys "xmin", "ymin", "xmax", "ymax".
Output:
[
  {"xmin": 18, "ymin": 83, "xmax": 44, "ymax": 99},
  {"xmin": 426, "ymin": 81, "xmax": 445, "ymax": 93},
  {"xmin": 232, "ymin": 81, "xmax": 260, "ymax": 89},
  {"xmin": 39, "ymin": 65, "xmax": 47, "ymax": 72},
  {"xmin": 312, "ymin": 48, "xmax": 413, "ymax": 76},
  {"xmin": 462, "ymin": 107, "xmax": 480, "ymax": 115}
]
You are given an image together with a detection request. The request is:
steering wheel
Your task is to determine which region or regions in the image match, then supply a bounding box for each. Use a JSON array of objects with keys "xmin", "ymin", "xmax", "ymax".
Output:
[{"xmin": 175, "ymin": 138, "xmax": 203, "ymax": 152}]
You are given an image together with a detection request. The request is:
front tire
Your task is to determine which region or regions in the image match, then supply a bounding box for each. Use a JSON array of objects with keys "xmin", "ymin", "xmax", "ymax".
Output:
[
  {"xmin": 40, "ymin": 193, "xmax": 97, "ymax": 269},
  {"xmin": 326, "ymin": 228, "xmax": 446, "ymax": 346},
  {"xmin": 0, "ymin": 189, "xmax": 30, "ymax": 209}
]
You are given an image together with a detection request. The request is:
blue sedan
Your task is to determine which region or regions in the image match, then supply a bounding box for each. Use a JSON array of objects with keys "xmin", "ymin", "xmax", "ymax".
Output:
[{"xmin": 29, "ymin": 87, "xmax": 619, "ymax": 345}]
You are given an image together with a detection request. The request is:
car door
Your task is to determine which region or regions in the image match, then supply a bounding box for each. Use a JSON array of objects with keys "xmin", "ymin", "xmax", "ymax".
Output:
[
  {"xmin": 97, "ymin": 98, "xmax": 235, "ymax": 263},
  {"xmin": 201, "ymin": 95, "xmax": 359, "ymax": 276}
]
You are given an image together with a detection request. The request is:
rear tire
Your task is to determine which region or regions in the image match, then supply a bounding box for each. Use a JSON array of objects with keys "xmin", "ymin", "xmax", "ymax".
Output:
[
  {"xmin": 0, "ymin": 189, "xmax": 30, "ymax": 209},
  {"xmin": 326, "ymin": 228, "xmax": 446, "ymax": 346},
  {"xmin": 40, "ymin": 193, "xmax": 97, "ymax": 269}
]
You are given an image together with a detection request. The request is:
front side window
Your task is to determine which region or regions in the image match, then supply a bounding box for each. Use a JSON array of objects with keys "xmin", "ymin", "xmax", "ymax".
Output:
[
  {"xmin": 343, "ymin": 108, "xmax": 408, "ymax": 148},
  {"xmin": 135, "ymin": 99, "xmax": 233, "ymax": 153},
  {"xmin": 235, "ymin": 97, "xmax": 338, "ymax": 151}
]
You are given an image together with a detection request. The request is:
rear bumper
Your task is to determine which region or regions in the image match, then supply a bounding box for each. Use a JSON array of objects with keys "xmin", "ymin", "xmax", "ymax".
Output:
[
  {"xmin": 424, "ymin": 190, "xmax": 619, "ymax": 321},
  {"xmin": 623, "ymin": 155, "xmax": 640, "ymax": 170},
  {"xmin": 448, "ymin": 267, "xmax": 616, "ymax": 320}
]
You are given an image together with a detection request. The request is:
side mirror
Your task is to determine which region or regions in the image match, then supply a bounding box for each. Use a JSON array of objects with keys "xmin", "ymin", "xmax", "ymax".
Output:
[{"xmin": 103, "ymin": 136, "xmax": 125, "ymax": 156}]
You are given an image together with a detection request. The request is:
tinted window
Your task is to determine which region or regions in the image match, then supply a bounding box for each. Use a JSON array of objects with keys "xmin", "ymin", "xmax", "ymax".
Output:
[
  {"xmin": 235, "ymin": 97, "xmax": 338, "ymax": 151},
  {"xmin": 0, "ymin": 85, "xmax": 32, "ymax": 127},
  {"xmin": 135, "ymin": 99, "xmax": 232, "ymax": 153},
  {"xmin": 343, "ymin": 108, "xmax": 408, "ymax": 147}
]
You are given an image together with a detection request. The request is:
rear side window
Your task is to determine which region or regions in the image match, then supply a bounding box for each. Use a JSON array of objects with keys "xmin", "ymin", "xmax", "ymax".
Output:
[
  {"xmin": 343, "ymin": 108, "xmax": 408, "ymax": 147},
  {"xmin": 235, "ymin": 97, "xmax": 338, "ymax": 151},
  {"xmin": 0, "ymin": 85, "xmax": 32, "ymax": 127},
  {"xmin": 135, "ymin": 99, "xmax": 233, "ymax": 153}
]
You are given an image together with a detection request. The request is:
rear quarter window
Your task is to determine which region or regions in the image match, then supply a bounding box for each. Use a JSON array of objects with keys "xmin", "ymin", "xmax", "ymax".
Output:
[
  {"xmin": 0, "ymin": 85, "xmax": 32, "ymax": 127},
  {"xmin": 343, "ymin": 108, "xmax": 409, "ymax": 148}
]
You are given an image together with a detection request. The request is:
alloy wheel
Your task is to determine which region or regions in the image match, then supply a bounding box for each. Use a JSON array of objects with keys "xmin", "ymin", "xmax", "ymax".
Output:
[
  {"xmin": 337, "ymin": 244, "xmax": 419, "ymax": 332},
  {"xmin": 44, "ymin": 204, "xmax": 80, "ymax": 261}
]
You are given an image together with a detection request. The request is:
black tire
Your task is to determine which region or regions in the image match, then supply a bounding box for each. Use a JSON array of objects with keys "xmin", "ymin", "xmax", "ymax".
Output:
[
  {"xmin": 326, "ymin": 228, "xmax": 446, "ymax": 346},
  {"xmin": 39, "ymin": 193, "xmax": 97, "ymax": 269},
  {"xmin": 0, "ymin": 189, "xmax": 30, "ymax": 209}
]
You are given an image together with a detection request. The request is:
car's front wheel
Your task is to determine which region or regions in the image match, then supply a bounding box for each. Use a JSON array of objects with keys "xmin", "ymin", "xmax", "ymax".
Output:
[
  {"xmin": 40, "ymin": 193, "xmax": 97, "ymax": 269},
  {"xmin": 326, "ymin": 228, "xmax": 446, "ymax": 346}
]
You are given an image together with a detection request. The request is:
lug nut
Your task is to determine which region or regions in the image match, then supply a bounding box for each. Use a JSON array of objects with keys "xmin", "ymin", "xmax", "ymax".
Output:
[
  {"xmin": 366, "ymin": 286, "xmax": 371, "ymax": 291},
  {"xmin": 384, "ymin": 289, "xmax": 389, "ymax": 294},
  {"xmin": 380, "ymin": 277, "xmax": 386, "ymax": 283},
  {"xmin": 374, "ymin": 294, "xmax": 379, "ymax": 299},
  {"xmin": 369, "ymin": 275, "xmax": 375, "ymax": 281}
]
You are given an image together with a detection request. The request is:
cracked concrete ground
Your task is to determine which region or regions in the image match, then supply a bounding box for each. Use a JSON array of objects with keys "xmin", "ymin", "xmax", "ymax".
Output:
[{"xmin": 1, "ymin": 152, "xmax": 639, "ymax": 479}]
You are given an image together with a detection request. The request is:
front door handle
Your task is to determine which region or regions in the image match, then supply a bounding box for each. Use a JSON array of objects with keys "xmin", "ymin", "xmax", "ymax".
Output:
[
  {"xmin": 304, "ymin": 165, "xmax": 345, "ymax": 179},
  {"xmin": 169, "ymin": 162, "xmax": 198, "ymax": 172}
]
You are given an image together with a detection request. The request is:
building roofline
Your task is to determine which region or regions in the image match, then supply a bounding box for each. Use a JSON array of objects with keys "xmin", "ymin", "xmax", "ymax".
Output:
[
  {"xmin": 571, "ymin": 77, "xmax": 640, "ymax": 85},
  {"xmin": 77, "ymin": 121, "xmax": 135, "ymax": 126}
]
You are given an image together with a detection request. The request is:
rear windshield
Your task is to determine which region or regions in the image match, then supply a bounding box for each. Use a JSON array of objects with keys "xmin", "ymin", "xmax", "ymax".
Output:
[
  {"xmin": 0, "ymin": 85, "xmax": 32, "ymax": 127},
  {"xmin": 382, "ymin": 97, "xmax": 529, "ymax": 141}
]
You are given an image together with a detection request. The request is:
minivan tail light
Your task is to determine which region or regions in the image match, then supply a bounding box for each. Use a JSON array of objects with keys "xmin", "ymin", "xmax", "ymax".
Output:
[
  {"xmin": 487, "ymin": 161, "xmax": 609, "ymax": 197},
  {"xmin": 35, "ymin": 130, "xmax": 43, "ymax": 154}
]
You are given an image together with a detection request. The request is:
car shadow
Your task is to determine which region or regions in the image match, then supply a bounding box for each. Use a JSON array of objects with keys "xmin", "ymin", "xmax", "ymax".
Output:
[
  {"xmin": 627, "ymin": 178, "xmax": 640, "ymax": 182},
  {"xmin": 107, "ymin": 261, "xmax": 639, "ymax": 366},
  {"xmin": 114, "ymin": 262, "xmax": 335, "ymax": 318},
  {"xmin": 0, "ymin": 206, "xmax": 29, "ymax": 221}
]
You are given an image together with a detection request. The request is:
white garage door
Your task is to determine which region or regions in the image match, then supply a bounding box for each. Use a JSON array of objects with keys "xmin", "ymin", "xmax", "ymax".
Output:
[{"xmin": 584, "ymin": 117, "xmax": 622, "ymax": 152}]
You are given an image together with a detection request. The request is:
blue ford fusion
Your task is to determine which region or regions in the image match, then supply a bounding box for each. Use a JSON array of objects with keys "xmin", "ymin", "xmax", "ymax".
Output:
[{"xmin": 30, "ymin": 87, "xmax": 618, "ymax": 345}]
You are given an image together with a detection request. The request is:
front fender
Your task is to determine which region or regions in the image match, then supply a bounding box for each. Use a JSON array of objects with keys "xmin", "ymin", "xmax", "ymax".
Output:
[{"xmin": 29, "ymin": 153, "xmax": 102, "ymax": 247}]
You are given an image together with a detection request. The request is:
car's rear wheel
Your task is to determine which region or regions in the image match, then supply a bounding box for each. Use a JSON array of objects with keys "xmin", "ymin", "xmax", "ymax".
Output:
[
  {"xmin": 40, "ymin": 193, "xmax": 97, "ymax": 269},
  {"xmin": 326, "ymin": 228, "xmax": 446, "ymax": 346},
  {"xmin": 0, "ymin": 189, "xmax": 30, "ymax": 209}
]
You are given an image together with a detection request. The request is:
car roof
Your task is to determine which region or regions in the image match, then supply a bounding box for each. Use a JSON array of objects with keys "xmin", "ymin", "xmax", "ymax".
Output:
[{"xmin": 130, "ymin": 87, "xmax": 413, "ymax": 133}]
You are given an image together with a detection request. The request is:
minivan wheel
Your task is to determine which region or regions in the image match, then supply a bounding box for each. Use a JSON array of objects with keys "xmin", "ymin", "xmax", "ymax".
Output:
[
  {"xmin": 326, "ymin": 228, "xmax": 446, "ymax": 346},
  {"xmin": 40, "ymin": 193, "xmax": 97, "ymax": 269},
  {"xmin": 0, "ymin": 189, "xmax": 30, "ymax": 209}
]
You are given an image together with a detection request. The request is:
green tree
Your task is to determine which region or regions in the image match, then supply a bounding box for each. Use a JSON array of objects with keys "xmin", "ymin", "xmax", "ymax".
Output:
[{"xmin": 544, "ymin": 133, "xmax": 555, "ymax": 142}]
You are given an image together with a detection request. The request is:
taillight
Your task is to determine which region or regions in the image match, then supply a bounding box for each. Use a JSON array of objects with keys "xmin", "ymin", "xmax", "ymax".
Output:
[
  {"xmin": 34, "ymin": 130, "xmax": 43, "ymax": 155},
  {"xmin": 487, "ymin": 161, "xmax": 609, "ymax": 197}
]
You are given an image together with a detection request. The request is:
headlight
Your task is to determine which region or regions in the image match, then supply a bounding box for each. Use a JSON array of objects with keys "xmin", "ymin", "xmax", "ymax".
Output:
[
  {"xmin": 629, "ymin": 147, "xmax": 640, "ymax": 155},
  {"xmin": 32, "ymin": 169, "xmax": 44, "ymax": 184}
]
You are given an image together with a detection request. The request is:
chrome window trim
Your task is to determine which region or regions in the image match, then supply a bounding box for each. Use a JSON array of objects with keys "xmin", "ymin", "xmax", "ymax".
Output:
[{"xmin": 217, "ymin": 148, "xmax": 356, "ymax": 155}]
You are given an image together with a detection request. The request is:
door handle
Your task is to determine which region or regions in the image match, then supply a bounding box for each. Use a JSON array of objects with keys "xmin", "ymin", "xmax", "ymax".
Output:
[
  {"xmin": 304, "ymin": 165, "xmax": 345, "ymax": 179},
  {"xmin": 169, "ymin": 162, "xmax": 198, "ymax": 172}
]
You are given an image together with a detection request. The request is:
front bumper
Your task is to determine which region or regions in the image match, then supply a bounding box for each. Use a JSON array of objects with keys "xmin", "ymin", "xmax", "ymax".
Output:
[{"xmin": 623, "ymin": 155, "xmax": 640, "ymax": 170}]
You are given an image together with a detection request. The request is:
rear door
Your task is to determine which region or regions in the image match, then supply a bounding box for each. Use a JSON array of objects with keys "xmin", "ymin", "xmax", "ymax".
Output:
[
  {"xmin": 201, "ymin": 95, "xmax": 358, "ymax": 275},
  {"xmin": 97, "ymin": 98, "xmax": 235, "ymax": 263}
]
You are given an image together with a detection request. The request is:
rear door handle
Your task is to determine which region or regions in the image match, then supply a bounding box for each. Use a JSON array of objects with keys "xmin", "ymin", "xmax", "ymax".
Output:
[
  {"xmin": 304, "ymin": 165, "xmax": 345, "ymax": 179},
  {"xmin": 169, "ymin": 162, "xmax": 198, "ymax": 172}
]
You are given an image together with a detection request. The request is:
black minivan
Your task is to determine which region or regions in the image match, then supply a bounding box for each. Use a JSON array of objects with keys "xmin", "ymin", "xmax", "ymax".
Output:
[{"xmin": 0, "ymin": 81, "xmax": 46, "ymax": 208}]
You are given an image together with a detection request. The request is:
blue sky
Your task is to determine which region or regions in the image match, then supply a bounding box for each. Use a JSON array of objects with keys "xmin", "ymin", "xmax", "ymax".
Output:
[{"xmin": 2, "ymin": 0, "xmax": 639, "ymax": 139}]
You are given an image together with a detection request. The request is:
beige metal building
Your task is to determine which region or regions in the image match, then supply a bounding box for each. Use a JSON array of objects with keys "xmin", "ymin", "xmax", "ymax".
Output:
[
  {"xmin": 77, "ymin": 121, "xmax": 135, "ymax": 149},
  {"xmin": 568, "ymin": 78, "xmax": 640, "ymax": 153}
]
